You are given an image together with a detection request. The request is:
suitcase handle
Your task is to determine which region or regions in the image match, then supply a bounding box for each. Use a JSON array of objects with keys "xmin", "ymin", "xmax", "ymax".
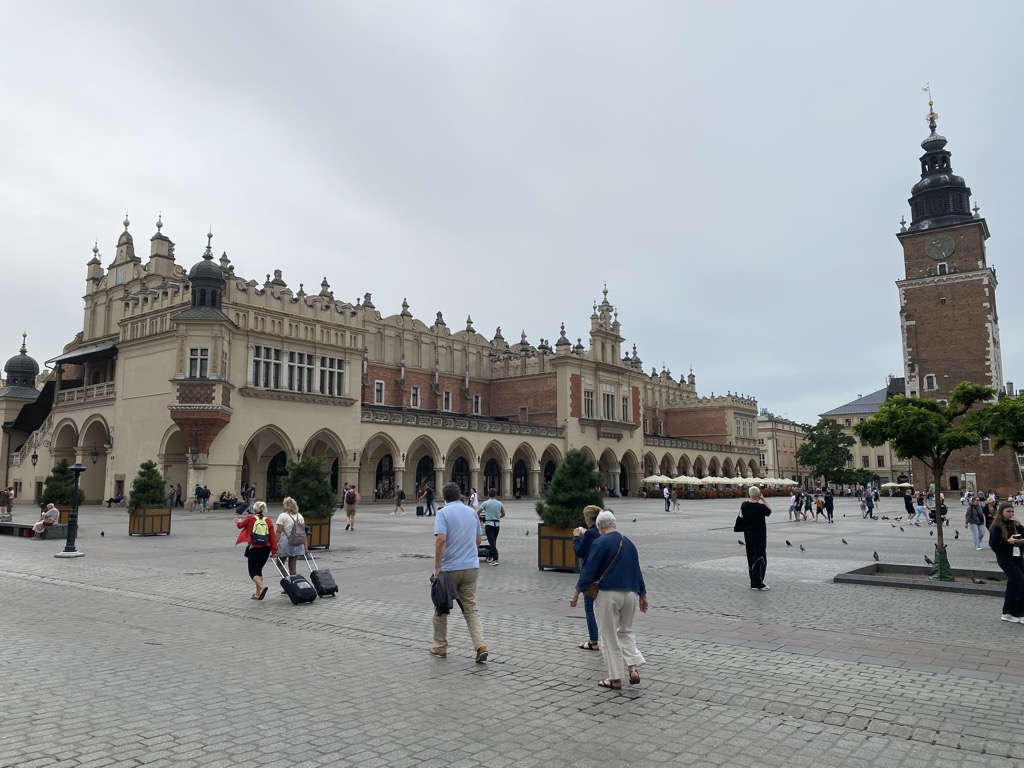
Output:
[
  {"xmin": 303, "ymin": 550, "xmax": 319, "ymax": 572},
  {"xmin": 271, "ymin": 556, "xmax": 290, "ymax": 579}
]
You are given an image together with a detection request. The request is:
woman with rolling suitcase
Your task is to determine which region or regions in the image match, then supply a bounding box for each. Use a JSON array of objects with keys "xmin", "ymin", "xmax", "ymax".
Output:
[
  {"xmin": 235, "ymin": 501, "xmax": 278, "ymax": 600},
  {"xmin": 275, "ymin": 496, "xmax": 306, "ymax": 576}
]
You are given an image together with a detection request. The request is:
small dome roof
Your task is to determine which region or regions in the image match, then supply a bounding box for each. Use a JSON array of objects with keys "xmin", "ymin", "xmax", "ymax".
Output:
[
  {"xmin": 4, "ymin": 334, "xmax": 39, "ymax": 387},
  {"xmin": 188, "ymin": 232, "xmax": 225, "ymax": 281}
]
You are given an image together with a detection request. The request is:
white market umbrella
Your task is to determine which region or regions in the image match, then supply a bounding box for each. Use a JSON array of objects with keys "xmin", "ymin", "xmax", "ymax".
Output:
[{"xmin": 880, "ymin": 482, "xmax": 900, "ymax": 489}]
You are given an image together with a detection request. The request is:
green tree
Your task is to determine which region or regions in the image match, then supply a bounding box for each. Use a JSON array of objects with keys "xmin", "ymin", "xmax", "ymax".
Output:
[
  {"xmin": 280, "ymin": 455, "xmax": 336, "ymax": 518},
  {"xmin": 38, "ymin": 458, "xmax": 86, "ymax": 507},
  {"xmin": 795, "ymin": 419, "xmax": 855, "ymax": 488},
  {"xmin": 854, "ymin": 382, "xmax": 995, "ymax": 580},
  {"xmin": 129, "ymin": 460, "xmax": 168, "ymax": 508},
  {"xmin": 840, "ymin": 467, "xmax": 878, "ymax": 489},
  {"xmin": 535, "ymin": 448, "xmax": 604, "ymax": 529}
]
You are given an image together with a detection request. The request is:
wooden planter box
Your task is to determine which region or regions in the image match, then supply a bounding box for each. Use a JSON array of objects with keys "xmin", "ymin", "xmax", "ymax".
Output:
[
  {"xmin": 304, "ymin": 517, "xmax": 332, "ymax": 550},
  {"xmin": 128, "ymin": 506, "xmax": 172, "ymax": 536},
  {"xmin": 55, "ymin": 504, "xmax": 72, "ymax": 525},
  {"xmin": 537, "ymin": 524, "xmax": 580, "ymax": 572}
]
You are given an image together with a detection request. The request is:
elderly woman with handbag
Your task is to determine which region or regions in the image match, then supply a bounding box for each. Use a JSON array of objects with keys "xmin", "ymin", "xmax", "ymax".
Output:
[
  {"xmin": 737, "ymin": 485, "xmax": 772, "ymax": 591},
  {"xmin": 571, "ymin": 510, "xmax": 648, "ymax": 690}
]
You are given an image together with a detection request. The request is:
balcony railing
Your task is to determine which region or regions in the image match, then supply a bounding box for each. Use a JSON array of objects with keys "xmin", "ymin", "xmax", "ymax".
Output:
[
  {"xmin": 55, "ymin": 381, "xmax": 116, "ymax": 405},
  {"xmin": 361, "ymin": 405, "xmax": 565, "ymax": 439}
]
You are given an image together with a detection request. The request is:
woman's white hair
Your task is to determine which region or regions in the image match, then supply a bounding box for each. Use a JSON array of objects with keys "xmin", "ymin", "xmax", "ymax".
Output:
[
  {"xmin": 595, "ymin": 510, "xmax": 616, "ymax": 529},
  {"xmin": 252, "ymin": 500, "xmax": 268, "ymax": 515},
  {"xmin": 748, "ymin": 485, "xmax": 762, "ymax": 500}
]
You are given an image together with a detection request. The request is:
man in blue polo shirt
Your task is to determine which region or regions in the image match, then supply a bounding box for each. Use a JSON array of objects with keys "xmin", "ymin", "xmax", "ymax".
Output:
[{"xmin": 429, "ymin": 482, "xmax": 488, "ymax": 663}]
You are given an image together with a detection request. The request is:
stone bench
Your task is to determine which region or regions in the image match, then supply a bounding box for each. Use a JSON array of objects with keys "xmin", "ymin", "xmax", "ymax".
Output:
[{"xmin": 0, "ymin": 522, "xmax": 70, "ymax": 539}]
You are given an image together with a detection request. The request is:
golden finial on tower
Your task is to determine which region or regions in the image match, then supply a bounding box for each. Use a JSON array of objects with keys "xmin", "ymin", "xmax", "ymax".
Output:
[{"xmin": 922, "ymin": 83, "xmax": 938, "ymax": 129}]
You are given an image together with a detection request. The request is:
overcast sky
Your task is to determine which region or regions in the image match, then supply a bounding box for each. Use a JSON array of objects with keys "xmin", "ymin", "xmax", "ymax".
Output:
[{"xmin": 2, "ymin": 1, "xmax": 1021, "ymax": 425}]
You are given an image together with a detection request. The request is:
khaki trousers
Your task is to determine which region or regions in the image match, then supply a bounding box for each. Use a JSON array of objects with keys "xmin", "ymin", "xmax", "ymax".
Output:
[
  {"xmin": 594, "ymin": 589, "xmax": 645, "ymax": 682},
  {"xmin": 432, "ymin": 568, "xmax": 485, "ymax": 652}
]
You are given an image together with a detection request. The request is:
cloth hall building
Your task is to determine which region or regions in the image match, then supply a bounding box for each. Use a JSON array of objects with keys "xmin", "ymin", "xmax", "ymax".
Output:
[{"xmin": 1, "ymin": 218, "xmax": 759, "ymax": 504}]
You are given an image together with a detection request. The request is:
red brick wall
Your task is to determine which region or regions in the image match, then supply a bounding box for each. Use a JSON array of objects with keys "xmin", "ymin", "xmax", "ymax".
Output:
[
  {"xmin": 664, "ymin": 408, "xmax": 729, "ymax": 443},
  {"xmin": 569, "ymin": 374, "xmax": 581, "ymax": 419},
  {"xmin": 631, "ymin": 387, "xmax": 641, "ymax": 426},
  {"xmin": 912, "ymin": 447, "xmax": 1020, "ymax": 499},
  {"xmin": 490, "ymin": 374, "xmax": 558, "ymax": 427}
]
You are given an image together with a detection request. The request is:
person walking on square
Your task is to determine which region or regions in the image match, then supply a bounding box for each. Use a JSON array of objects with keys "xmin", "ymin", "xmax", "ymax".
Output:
[
  {"xmin": 275, "ymin": 496, "xmax": 306, "ymax": 576},
  {"xmin": 989, "ymin": 502, "xmax": 1024, "ymax": 623},
  {"xmin": 167, "ymin": 484, "xmax": 176, "ymax": 510},
  {"xmin": 235, "ymin": 501, "xmax": 277, "ymax": 600},
  {"xmin": 802, "ymin": 491, "xmax": 812, "ymax": 521},
  {"xmin": 739, "ymin": 486, "xmax": 772, "ymax": 590},
  {"xmin": 966, "ymin": 496, "xmax": 986, "ymax": 550},
  {"xmin": 479, "ymin": 487, "xmax": 504, "ymax": 566},
  {"xmin": 903, "ymin": 490, "xmax": 915, "ymax": 520},
  {"xmin": 573, "ymin": 510, "xmax": 648, "ymax": 690},
  {"xmin": 392, "ymin": 486, "xmax": 406, "ymax": 515},
  {"xmin": 0, "ymin": 486, "xmax": 9, "ymax": 522},
  {"xmin": 662, "ymin": 484, "xmax": 670, "ymax": 511},
  {"xmin": 174, "ymin": 483, "xmax": 183, "ymax": 508},
  {"xmin": 913, "ymin": 492, "xmax": 930, "ymax": 525},
  {"xmin": 823, "ymin": 489, "xmax": 835, "ymax": 523},
  {"xmin": 571, "ymin": 505, "xmax": 603, "ymax": 651},
  {"xmin": 863, "ymin": 492, "xmax": 876, "ymax": 520},
  {"xmin": 429, "ymin": 482, "xmax": 488, "ymax": 662},
  {"xmin": 468, "ymin": 487, "xmax": 479, "ymax": 509},
  {"xmin": 343, "ymin": 484, "xmax": 359, "ymax": 530},
  {"xmin": 670, "ymin": 487, "xmax": 680, "ymax": 512},
  {"xmin": 425, "ymin": 483, "xmax": 436, "ymax": 516}
]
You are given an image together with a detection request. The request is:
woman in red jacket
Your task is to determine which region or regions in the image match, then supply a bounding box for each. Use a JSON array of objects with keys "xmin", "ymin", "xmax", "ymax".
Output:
[{"xmin": 236, "ymin": 501, "xmax": 278, "ymax": 600}]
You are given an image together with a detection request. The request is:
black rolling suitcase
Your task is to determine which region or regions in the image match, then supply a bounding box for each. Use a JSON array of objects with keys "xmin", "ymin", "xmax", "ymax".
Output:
[
  {"xmin": 273, "ymin": 557, "xmax": 317, "ymax": 605},
  {"xmin": 416, "ymin": 505, "xmax": 425, "ymax": 516},
  {"xmin": 304, "ymin": 551, "xmax": 338, "ymax": 597}
]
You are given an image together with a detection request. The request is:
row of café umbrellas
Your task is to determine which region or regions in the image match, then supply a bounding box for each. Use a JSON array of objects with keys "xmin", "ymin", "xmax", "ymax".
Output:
[
  {"xmin": 642, "ymin": 474, "xmax": 799, "ymax": 486},
  {"xmin": 880, "ymin": 482, "xmax": 915, "ymax": 489}
]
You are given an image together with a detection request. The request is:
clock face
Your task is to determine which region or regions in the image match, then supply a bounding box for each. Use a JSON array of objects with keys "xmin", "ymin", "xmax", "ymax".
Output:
[{"xmin": 925, "ymin": 233, "xmax": 955, "ymax": 260}]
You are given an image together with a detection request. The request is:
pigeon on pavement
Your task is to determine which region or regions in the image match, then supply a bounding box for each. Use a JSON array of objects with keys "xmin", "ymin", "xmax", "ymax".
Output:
[
  {"xmin": 786, "ymin": 540, "xmax": 793, "ymax": 547},
  {"xmin": 799, "ymin": 544, "xmax": 806, "ymax": 552},
  {"xmin": 842, "ymin": 539, "xmax": 848, "ymax": 545},
  {"xmin": 873, "ymin": 551, "xmax": 879, "ymax": 561},
  {"xmin": 954, "ymin": 530, "xmax": 960, "ymax": 539},
  {"xmin": 924, "ymin": 555, "xmax": 934, "ymax": 565}
]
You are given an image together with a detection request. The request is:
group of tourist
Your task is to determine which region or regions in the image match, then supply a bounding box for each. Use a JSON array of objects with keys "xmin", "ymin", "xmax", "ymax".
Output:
[{"xmin": 787, "ymin": 490, "xmax": 836, "ymax": 523}]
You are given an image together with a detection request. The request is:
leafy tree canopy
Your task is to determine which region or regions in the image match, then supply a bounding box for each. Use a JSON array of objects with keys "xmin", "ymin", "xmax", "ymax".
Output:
[
  {"xmin": 853, "ymin": 381, "xmax": 996, "ymax": 579},
  {"xmin": 38, "ymin": 458, "xmax": 86, "ymax": 507},
  {"xmin": 280, "ymin": 455, "xmax": 336, "ymax": 518},
  {"xmin": 129, "ymin": 460, "xmax": 168, "ymax": 508},
  {"xmin": 535, "ymin": 448, "xmax": 604, "ymax": 528},
  {"xmin": 794, "ymin": 419, "xmax": 855, "ymax": 486}
]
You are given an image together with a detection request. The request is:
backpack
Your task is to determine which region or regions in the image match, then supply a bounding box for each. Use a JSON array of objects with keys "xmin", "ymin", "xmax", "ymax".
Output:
[
  {"xmin": 345, "ymin": 489, "xmax": 357, "ymax": 506},
  {"xmin": 286, "ymin": 515, "xmax": 306, "ymax": 546},
  {"xmin": 250, "ymin": 515, "xmax": 270, "ymax": 545},
  {"xmin": 398, "ymin": 489, "xmax": 406, "ymax": 500}
]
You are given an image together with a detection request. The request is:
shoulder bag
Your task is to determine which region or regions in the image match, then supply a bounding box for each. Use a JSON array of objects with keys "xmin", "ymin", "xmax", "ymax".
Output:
[
  {"xmin": 733, "ymin": 506, "xmax": 749, "ymax": 533},
  {"xmin": 286, "ymin": 514, "xmax": 306, "ymax": 546},
  {"xmin": 584, "ymin": 536, "xmax": 624, "ymax": 598}
]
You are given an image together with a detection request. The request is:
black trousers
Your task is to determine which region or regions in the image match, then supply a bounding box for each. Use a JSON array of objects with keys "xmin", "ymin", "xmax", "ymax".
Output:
[
  {"xmin": 996, "ymin": 553, "xmax": 1024, "ymax": 617},
  {"xmin": 246, "ymin": 546, "xmax": 271, "ymax": 579},
  {"xmin": 744, "ymin": 533, "xmax": 767, "ymax": 589},
  {"xmin": 485, "ymin": 524, "xmax": 500, "ymax": 561}
]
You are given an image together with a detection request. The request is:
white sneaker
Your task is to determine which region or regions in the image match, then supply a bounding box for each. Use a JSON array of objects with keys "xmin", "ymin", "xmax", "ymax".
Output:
[
  {"xmin": 976, "ymin": 547, "xmax": 984, "ymax": 551},
  {"xmin": 1001, "ymin": 614, "xmax": 1020, "ymax": 623},
  {"xmin": 490, "ymin": 561, "xmax": 499, "ymax": 566}
]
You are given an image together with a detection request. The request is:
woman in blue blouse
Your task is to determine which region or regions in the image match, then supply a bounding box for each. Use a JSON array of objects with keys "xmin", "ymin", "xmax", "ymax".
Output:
[
  {"xmin": 570, "ymin": 505, "xmax": 603, "ymax": 650},
  {"xmin": 572, "ymin": 510, "xmax": 649, "ymax": 690}
]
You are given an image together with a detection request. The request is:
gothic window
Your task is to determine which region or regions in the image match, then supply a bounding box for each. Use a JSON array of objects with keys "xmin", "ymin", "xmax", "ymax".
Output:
[
  {"xmin": 473, "ymin": 394, "xmax": 482, "ymax": 415},
  {"xmin": 374, "ymin": 380, "xmax": 385, "ymax": 404},
  {"xmin": 411, "ymin": 386, "xmax": 420, "ymax": 408},
  {"xmin": 924, "ymin": 374, "xmax": 936, "ymax": 391},
  {"xmin": 443, "ymin": 391, "xmax": 452, "ymax": 411}
]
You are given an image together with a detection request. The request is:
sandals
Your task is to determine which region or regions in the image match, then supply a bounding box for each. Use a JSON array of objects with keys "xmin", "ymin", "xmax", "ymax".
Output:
[
  {"xmin": 597, "ymin": 679, "xmax": 622, "ymax": 690},
  {"xmin": 629, "ymin": 667, "xmax": 641, "ymax": 685},
  {"xmin": 579, "ymin": 641, "xmax": 600, "ymax": 651},
  {"xmin": 257, "ymin": 587, "xmax": 268, "ymax": 600}
]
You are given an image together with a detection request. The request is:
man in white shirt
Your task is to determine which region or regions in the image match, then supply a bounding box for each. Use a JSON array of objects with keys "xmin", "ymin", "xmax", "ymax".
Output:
[{"xmin": 429, "ymin": 482, "xmax": 488, "ymax": 663}]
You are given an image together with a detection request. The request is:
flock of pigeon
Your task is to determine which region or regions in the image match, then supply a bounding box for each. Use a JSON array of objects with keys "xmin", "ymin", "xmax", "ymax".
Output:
[{"xmin": 735, "ymin": 513, "xmax": 968, "ymax": 566}]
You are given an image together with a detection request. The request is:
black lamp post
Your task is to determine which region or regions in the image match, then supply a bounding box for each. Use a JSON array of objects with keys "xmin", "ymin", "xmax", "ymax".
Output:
[
  {"xmin": 55, "ymin": 463, "xmax": 87, "ymax": 559},
  {"xmin": 31, "ymin": 450, "xmax": 38, "ymax": 467}
]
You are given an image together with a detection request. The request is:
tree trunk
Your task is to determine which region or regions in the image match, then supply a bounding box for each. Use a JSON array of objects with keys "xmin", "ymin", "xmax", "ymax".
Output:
[{"xmin": 929, "ymin": 466, "xmax": 954, "ymax": 581}]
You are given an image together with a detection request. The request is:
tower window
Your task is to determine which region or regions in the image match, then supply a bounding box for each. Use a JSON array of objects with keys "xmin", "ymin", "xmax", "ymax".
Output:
[
  {"xmin": 924, "ymin": 374, "xmax": 936, "ymax": 391},
  {"xmin": 937, "ymin": 264, "xmax": 947, "ymax": 276}
]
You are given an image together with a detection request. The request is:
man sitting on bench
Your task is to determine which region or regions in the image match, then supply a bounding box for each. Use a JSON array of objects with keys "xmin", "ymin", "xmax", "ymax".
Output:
[
  {"xmin": 33, "ymin": 503, "xmax": 59, "ymax": 538},
  {"xmin": 106, "ymin": 493, "xmax": 125, "ymax": 507}
]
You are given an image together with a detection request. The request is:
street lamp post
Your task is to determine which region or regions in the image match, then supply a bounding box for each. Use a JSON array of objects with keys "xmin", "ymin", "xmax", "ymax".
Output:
[{"xmin": 55, "ymin": 463, "xmax": 87, "ymax": 559}]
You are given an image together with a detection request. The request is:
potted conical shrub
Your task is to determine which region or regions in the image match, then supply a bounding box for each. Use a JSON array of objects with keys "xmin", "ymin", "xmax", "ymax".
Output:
[
  {"xmin": 535, "ymin": 449, "xmax": 604, "ymax": 572},
  {"xmin": 128, "ymin": 460, "xmax": 172, "ymax": 536},
  {"xmin": 280, "ymin": 455, "xmax": 336, "ymax": 549},
  {"xmin": 38, "ymin": 458, "xmax": 85, "ymax": 524}
]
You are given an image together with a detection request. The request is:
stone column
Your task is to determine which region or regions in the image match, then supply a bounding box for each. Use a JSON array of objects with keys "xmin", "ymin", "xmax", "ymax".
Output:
[
  {"xmin": 394, "ymin": 467, "xmax": 406, "ymax": 499},
  {"xmin": 529, "ymin": 469, "xmax": 541, "ymax": 498},
  {"xmin": 434, "ymin": 468, "xmax": 445, "ymax": 497},
  {"xmin": 501, "ymin": 469, "xmax": 512, "ymax": 499},
  {"xmin": 470, "ymin": 468, "xmax": 480, "ymax": 493}
]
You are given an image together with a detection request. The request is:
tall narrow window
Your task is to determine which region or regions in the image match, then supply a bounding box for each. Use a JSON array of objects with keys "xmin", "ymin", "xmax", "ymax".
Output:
[
  {"xmin": 473, "ymin": 394, "xmax": 482, "ymax": 415},
  {"xmin": 602, "ymin": 392, "xmax": 615, "ymax": 420},
  {"xmin": 189, "ymin": 347, "xmax": 209, "ymax": 378},
  {"xmin": 622, "ymin": 395, "xmax": 629, "ymax": 422},
  {"xmin": 443, "ymin": 391, "xmax": 452, "ymax": 411},
  {"xmin": 411, "ymin": 386, "xmax": 420, "ymax": 408},
  {"xmin": 374, "ymin": 380, "xmax": 385, "ymax": 404},
  {"xmin": 583, "ymin": 390, "xmax": 595, "ymax": 418}
]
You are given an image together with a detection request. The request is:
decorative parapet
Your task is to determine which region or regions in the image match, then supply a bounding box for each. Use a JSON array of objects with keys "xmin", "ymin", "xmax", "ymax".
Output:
[
  {"xmin": 54, "ymin": 382, "xmax": 116, "ymax": 405},
  {"xmin": 644, "ymin": 434, "xmax": 755, "ymax": 456},
  {"xmin": 238, "ymin": 387, "xmax": 356, "ymax": 407},
  {"xmin": 361, "ymin": 405, "xmax": 565, "ymax": 438}
]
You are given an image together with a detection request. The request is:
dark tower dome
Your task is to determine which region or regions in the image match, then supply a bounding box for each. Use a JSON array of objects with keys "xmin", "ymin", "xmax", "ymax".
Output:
[
  {"xmin": 187, "ymin": 230, "xmax": 226, "ymax": 311},
  {"xmin": 4, "ymin": 333, "xmax": 40, "ymax": 388},
  {"xmin": 907, "ymin": 98, "xmax": 973, "ymax": 231}
]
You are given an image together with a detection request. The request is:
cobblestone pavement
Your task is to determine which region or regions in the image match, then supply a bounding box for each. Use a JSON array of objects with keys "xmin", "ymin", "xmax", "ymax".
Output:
[{"xmin": 2, "ymin": 495, "xmax": 1022, "ymax": 767}]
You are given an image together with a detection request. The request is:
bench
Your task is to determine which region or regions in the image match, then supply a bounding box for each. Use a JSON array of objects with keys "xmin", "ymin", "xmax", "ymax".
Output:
[{"xmin": 0, "ymin": 522, "xmax": 70, "ymax": 539}]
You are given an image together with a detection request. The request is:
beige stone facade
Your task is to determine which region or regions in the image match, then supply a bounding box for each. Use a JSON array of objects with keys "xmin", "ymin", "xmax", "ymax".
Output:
[
  {"xmin": 755, "ymin": 411, "xmax": 808, "ymax": 485},
  {"xmin": 3, "ymin": 218, "xmax": 758, "ymax": 504}
]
